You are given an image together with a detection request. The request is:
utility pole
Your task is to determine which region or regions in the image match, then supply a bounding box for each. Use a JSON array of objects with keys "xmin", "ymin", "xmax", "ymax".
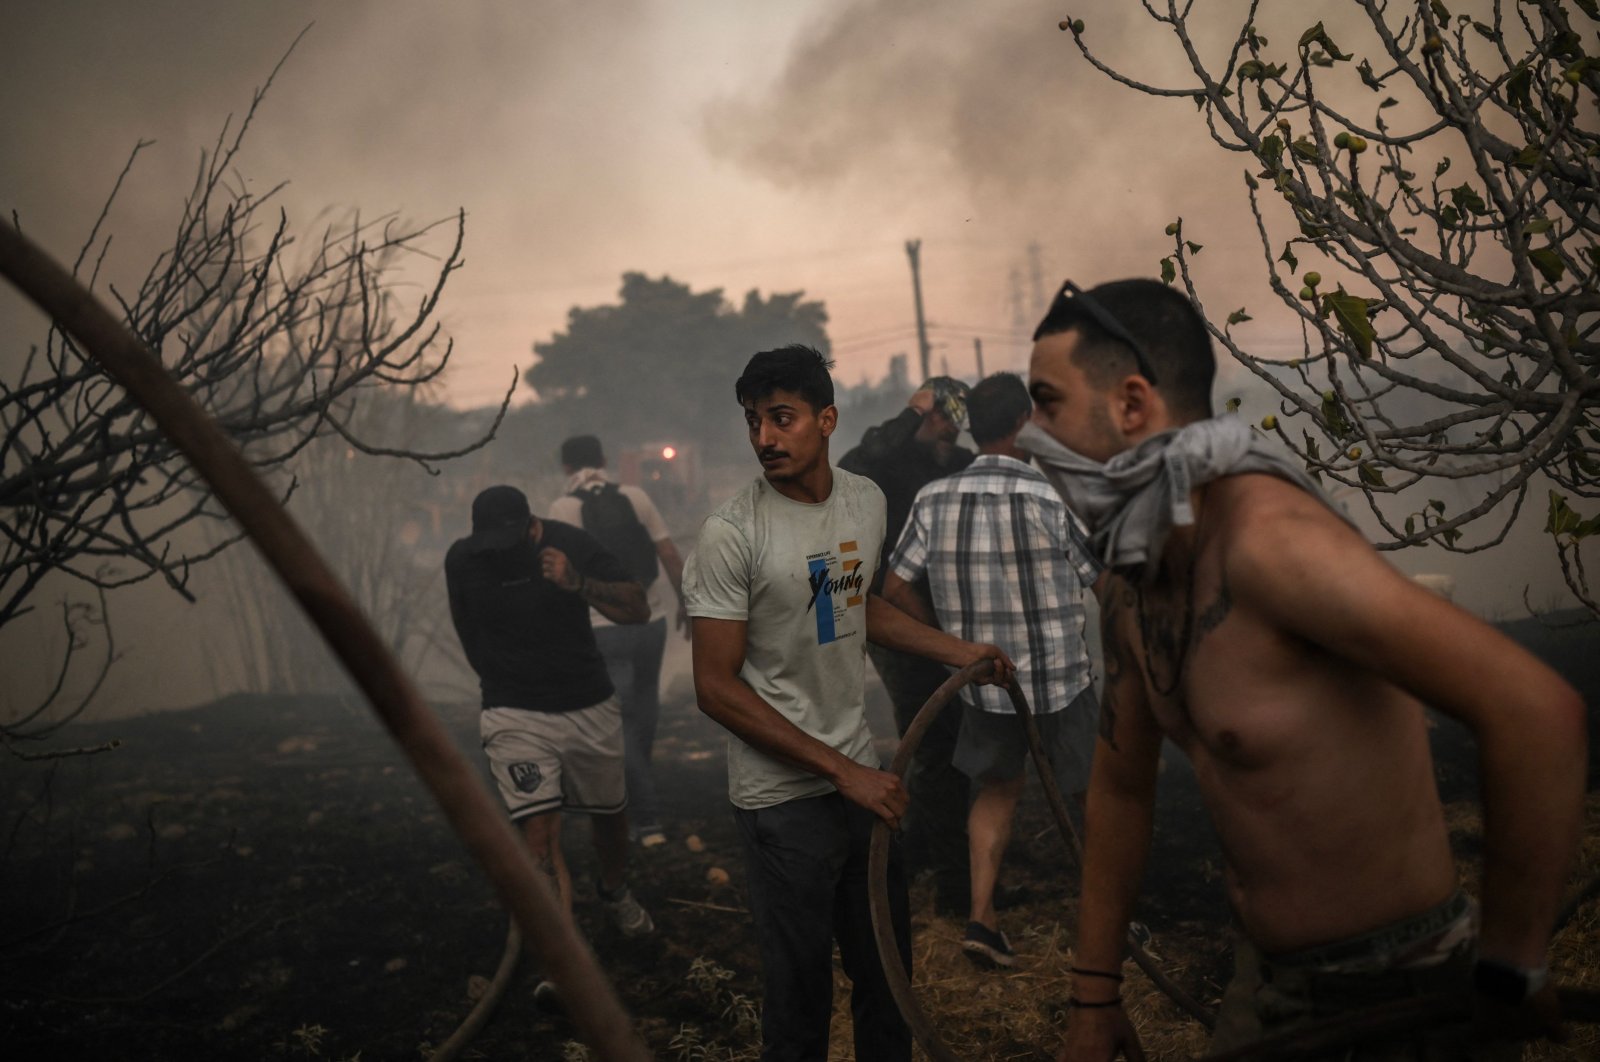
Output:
[
  {"xmin": 973, "ymin": 337, "xmax": 985, "ymax": 379},
  {"xmin": 1026, "ymin": 241, "xmax": 1046, "ymax": 321},
  {"xmin": 905, "ymin": 239, "xmax": 932, "ymax": 382},
  {"xmin": 1009, "ymin": 267, "xmax": 1028, "ymax": 337}
]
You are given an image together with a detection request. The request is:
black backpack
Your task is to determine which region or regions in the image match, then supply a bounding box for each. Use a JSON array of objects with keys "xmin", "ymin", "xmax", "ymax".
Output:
[{"xmin": 572, "ymin": 482, "xmax": 659, "ymax": 585}]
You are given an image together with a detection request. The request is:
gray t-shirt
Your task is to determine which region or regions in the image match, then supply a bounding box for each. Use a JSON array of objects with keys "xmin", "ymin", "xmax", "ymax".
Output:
[{"xmin": 682, "ymin": 468, "xmax": 887, "ymax": 809}]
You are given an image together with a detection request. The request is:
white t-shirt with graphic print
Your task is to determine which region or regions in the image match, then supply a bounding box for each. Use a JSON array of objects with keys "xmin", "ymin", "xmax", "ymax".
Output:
[{"xmin": 682, "ymin": 467, "xmax": 886, "ymax": 810}]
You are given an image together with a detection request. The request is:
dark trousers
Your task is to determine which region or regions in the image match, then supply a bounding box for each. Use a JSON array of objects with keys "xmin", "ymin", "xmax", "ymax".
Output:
[
  {"xmin": 733, "ymin": 792, "xmax": 912, "ymax": 1062},
  {"xmin": 593, "ymin": 618, "xmax": 668, "ymax": 828},
  {"xmin": 867, "ymin": 643, "xmax": 969, "ymax": 907}
]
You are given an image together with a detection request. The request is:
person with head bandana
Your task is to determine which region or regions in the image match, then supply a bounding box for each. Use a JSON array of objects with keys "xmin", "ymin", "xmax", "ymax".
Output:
[
  {"xmin": 839, "ymin": 375, "xmax": 978, "ymax": 914},
  {"xmin": 1027, "ymin": 279, "xmax": 1585, "ymax": 1061}
]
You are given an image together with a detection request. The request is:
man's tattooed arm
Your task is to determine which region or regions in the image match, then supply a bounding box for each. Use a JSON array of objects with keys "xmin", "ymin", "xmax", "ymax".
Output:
[
  {"xmin": 583, "ymin": 578, "xmax": 649, "ymax": 624},
  {"xmin": 1097, "ymin": 578, "xmax": 1138, "ymax": 751}
]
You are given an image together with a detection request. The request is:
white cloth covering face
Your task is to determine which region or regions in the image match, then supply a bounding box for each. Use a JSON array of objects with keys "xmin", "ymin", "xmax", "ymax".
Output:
[{"xmin": 1015, "ymin": 417, "xmax": 1352, "ymax": 576}]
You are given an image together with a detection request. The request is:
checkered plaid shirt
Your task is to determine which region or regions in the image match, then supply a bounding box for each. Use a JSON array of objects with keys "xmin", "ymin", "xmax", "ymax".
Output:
[{"xmin": 888, "ymin": 454, "xmax": 1100, "ymax": 714}]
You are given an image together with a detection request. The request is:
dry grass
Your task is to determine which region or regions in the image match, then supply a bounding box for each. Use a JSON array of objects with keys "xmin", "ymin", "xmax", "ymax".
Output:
[{"xmin": 808, "ymin": 793, "xmax": 1600, "ymax": 1061}]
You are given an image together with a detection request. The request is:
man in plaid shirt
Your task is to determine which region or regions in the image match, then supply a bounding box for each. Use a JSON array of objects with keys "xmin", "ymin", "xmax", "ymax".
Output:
[{"xmin": 882, "ymin": 372, "xmax": 1101, "ymax": 969}]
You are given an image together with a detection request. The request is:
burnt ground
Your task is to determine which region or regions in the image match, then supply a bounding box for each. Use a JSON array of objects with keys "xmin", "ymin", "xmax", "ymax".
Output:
[{"xmin": 3, "ymin": 612, "xmax": 1599, "ymax": 1061}]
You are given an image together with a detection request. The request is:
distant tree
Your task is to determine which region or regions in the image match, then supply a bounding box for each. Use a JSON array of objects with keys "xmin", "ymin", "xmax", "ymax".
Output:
[
  {"xmin": 1063, "ymin": 0, "xmax": 1598, "ymax": 616},
  {"xmin": 0, "ymin": 68, "xmax": 507, "ymax": 753},
  {"xmin": 525, "ymin": 272, "xmax": 831, "ymax": 455}
]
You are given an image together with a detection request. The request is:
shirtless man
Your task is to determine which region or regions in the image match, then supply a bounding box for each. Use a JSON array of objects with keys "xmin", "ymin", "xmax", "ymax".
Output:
[{"xmin": 1023, "ymin": 279, "xmax": 1586, "ymax": 1059}]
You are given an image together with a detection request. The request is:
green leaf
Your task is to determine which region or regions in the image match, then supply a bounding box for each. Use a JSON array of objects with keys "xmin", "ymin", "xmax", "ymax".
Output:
[
  {"xmin": 1291, "ymin": 137, "xmax": 1322, "ymax": 163},
  {"xmin": 1429, "ymin": 0, "xmax": 1451, "ymax": 22},
  {"xmin": 1450, "ymin": 184, "xmax": 1487, "ymax": 216},
  {"xmin": 1439, "ymin": 205, "xmax": 1460, "ymax": 228},
  {"xmin": 1405, "ymin": 515, "xmax": 1416, "ymax": 535},
  {"xmin": 1435, "ymin": 157, "xmax": 1452, "ymax": 177},
  {"xmin": 1512, "ymin": 143, "xmax": 1545, "ymax": 169},
  {"xmin": 1227, "ymin": 308, "xmax": 1253, "ymax": 325},
  {"xmin": 1546, "ymin": 491, "xmax": 1582, "ymax": 536},
  {"xmin": 1429, "ymin": 499, "xmax": 1446, "ymax": 514},
  {"xmin": 1358, "ymin": 461, "xmax": 1386, "ymax": 487},
  {"xmin": 1380, "ymin": 96, "xmax": 1399, "ymax": 108},
  {"xmin": 1258, "ymin": 134, "xmax": 1285, "ymax": 163},
  {"xmin": 1160, "ymin": 256, "xmax": 1176, "ymax": 285},
  {"xmin": 1279, "ymin": 244, "xmax": 1299, "ymax": 272},
  {"xmin": 1524, "ymin": 217, "xmax": 1553, "ymax": 235},
  {"xmin": 1185, "ymin": 241, "xmax": 1204, "ymax": 255},
  {"xmin": 1358, "ymin": 59, "xmax": 1383, "ymax": 90},
  {"xmin": 1237, "ymin": 59, "xmax": 1266, "ymax": 81},
  {"xmin": 1471, "ymin": 21, "xmax": 1499, "ymax": 41},
  {"xmin": 1319, "ymin": 392, "xmax": 1352, "ymax": 437},
  {"xmin": 1529, "ymin": 247, "xmax": 1566, "ymax": 284},
  {"xmin": 1298, "ymin": 21, "xmax": 1351, "ymax": 61},
  {"xmin": 1507, "ymin": 65, "xmax": 1533, "ymax": 114},
  {"xmin": 1321, "ymin": 290, "xmax": 1377, "ymax": 357}
]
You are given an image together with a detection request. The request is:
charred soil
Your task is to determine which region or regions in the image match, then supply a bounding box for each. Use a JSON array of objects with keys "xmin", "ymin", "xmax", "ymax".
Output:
[{"xmin": 4, "ymin": 613, "xmax": 1598, "ymax": 1060}]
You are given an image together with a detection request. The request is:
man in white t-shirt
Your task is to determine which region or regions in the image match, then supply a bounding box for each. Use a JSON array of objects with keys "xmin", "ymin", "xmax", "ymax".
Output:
[
  {"xmin": 683, "ymin": 344, "xmax": 1015, "ymax": 1062},
  {"xmin": 549, "ymin": 435, "xmax": 688, "ymax": 848}
]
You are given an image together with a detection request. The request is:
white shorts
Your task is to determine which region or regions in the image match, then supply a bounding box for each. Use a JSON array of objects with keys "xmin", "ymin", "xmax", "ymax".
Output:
[{"xmin": 479, "ymin": 697, "xmax": 626, "ymax": 820}]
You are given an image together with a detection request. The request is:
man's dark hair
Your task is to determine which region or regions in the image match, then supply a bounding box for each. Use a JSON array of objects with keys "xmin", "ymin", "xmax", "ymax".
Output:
[
  {"xmin": 559, "ymin": 434, "xmax": 604, "ymax": 470},
  {"xmin": 735, "ymin": 344, "xmax": 835, "ymax": 412},
  {"xmin": 967, "ymin": 372, "xmax": 1032, "ymax": 446},
  {"xmin": 1033, "ymin": 278, "xmax": 1215, "ymax": 420}
]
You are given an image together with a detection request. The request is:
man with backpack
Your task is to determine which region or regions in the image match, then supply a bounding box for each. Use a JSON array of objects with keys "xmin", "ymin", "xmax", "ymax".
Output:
[{"xmin": 549, "ymin": 435, "xmax": 688, "ymax": 848}]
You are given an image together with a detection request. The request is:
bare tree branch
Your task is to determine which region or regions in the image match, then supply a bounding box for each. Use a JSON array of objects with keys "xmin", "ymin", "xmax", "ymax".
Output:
[
  {"xmin": 1064, "ymin": 0, "xmax": 1599, "ymax": 617},
  {"xmin": 2, "ymin": 70, "xmax": 509, "ymax": 741}
]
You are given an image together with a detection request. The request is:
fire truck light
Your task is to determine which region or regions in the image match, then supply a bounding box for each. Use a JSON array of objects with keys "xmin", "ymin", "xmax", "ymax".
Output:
[{"xmin": 661, "ymin": 445, "xmax": 677, "ymax": 460}]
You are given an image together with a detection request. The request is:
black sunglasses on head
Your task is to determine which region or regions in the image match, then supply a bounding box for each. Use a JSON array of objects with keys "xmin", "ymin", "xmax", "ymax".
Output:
[{"xmin": 1049, "ymin": 281, "xmax": 1160, "ymax": 386}]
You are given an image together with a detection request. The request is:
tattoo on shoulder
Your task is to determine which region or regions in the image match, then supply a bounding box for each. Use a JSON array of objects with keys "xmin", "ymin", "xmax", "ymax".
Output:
[
  {"xmin": 1097, "ymin": 578, "xmax": 1134, "ymax": 751},
  {"xmin": 1195, "ymin": 572, "xmax": 1232, "ymax": 641}
]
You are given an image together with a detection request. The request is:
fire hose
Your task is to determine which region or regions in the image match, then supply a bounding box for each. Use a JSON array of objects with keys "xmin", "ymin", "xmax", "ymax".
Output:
[{"xmin": 867, "ymin": 660, "xmax": 1600, "ymax": 1061}]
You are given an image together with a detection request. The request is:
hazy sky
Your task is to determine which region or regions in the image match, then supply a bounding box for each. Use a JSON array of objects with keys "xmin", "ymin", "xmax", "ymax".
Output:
[
  {"xmin": 4, "ymin": 0, "xmax": 1564, "ymax": 718},
  {"xmin": 1, "ymin": 0, "xmax": 1340, "ymax": 409}
]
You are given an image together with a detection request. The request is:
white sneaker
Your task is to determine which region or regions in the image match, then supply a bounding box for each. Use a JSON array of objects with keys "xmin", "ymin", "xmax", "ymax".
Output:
[{"xmin": 602, "ymin": 886, "xmax": 655, "ymax": 937}]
